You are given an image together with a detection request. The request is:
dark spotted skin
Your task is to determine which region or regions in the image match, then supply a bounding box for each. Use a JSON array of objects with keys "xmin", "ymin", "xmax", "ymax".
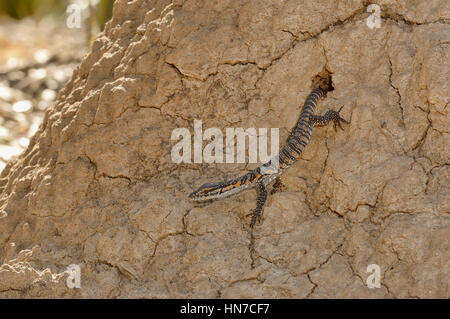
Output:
[
  {"xmin": 189, "ymin": 87, "xmax": 349, "ymax": 227},
  {"xmin": 310, "ymin": 105, "xmax": 349, "ymax": 130},
  {"xmin": 248, "ymin": 182, "xmax": 267, "ymax": 227}
]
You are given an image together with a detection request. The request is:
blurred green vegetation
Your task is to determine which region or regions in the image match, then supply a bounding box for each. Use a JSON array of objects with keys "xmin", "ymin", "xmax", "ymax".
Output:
[
  {"xmin": 97, "ymin": 0, "xmax": 114, "ymax": 30},
  {"xmin": 0, "ymin": 0, "xmax": 115, "ymax": 30},
  {"xmin": 0, "ymin": 0, "xmax": 67, "ymax": 19}
]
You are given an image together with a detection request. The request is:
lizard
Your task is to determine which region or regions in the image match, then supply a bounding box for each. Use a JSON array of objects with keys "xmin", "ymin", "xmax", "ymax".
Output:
[{"xmin": 188, "ymin": 86, "xmax": 349, "ymax": 227}]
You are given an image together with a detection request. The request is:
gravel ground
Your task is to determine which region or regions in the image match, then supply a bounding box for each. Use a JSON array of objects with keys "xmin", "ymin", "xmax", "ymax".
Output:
[{"xmin": 0, "ymin": 16, "xmax": 88, "ymax": 172}]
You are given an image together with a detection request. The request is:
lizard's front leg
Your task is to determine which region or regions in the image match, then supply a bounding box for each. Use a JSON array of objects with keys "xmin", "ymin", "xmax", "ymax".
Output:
[
  {"xmin": 310, "ymin": 105, "xmax": 349, "ymax": 131},
  {"xmin": 248, "ymin": 182, "xmax": 267, "ymax": 227},
  {"xmin": 270, "ymin": 177, "xmax": 286, "ymax": 194}
]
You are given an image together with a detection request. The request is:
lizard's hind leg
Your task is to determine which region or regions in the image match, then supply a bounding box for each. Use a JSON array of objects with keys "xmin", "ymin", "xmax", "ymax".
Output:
[
  {"xmin": 310, "ymin": 105, "xmax": 349, "ymax": 131},
  {"xmin": 247, "ymin": 182, "xmax": 267, "ymax": 227}
]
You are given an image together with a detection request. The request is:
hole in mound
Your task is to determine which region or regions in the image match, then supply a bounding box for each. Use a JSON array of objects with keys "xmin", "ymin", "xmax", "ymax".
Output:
[{"xmin": 312, "ymin": 67, "xmax": 333, "ymax": 93}]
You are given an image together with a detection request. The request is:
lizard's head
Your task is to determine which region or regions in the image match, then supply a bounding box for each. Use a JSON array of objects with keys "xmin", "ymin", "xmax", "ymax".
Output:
[{"xmin": 188, "ymin": 182, "xmax": 223, "ymax": 201}]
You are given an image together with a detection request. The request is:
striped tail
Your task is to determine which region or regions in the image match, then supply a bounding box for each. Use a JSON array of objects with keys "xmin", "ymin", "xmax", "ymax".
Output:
[
  {"xmin": 254, "ymin": 87, "xmax": 326, "ymax": 185},
  {"xmin": 277, "ymin": 87, "xmax": 325, "ymax": 168}
]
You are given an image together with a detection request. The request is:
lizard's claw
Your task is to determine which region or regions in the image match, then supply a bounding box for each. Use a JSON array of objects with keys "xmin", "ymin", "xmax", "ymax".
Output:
[{"xmin": 333, "ymin": 105, "xmax": 349, "ymax": 131}]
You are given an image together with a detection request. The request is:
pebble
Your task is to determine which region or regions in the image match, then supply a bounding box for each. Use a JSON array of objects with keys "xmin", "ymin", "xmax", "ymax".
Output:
[{"xmin": 12, "ymin": 100, "xmax": 32, "ymax": 113}]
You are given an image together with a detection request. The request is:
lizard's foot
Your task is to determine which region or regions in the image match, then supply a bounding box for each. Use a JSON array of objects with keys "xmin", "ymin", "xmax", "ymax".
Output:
[
  {"xmin": 246, "ymin": 182, "xmax": 267, "ymax": 228},
  {"xmin": 270, "ymin": 177, "xmax": 286, "ymax": 194},
  {"xmin": 310, "ymin": 105, "xmax": 350, "ymax": 131},
  {"xmin": 332, "ymin": 105, "xmax": 349, "ymax": 131},
  {"xmin": 246, "ymin": 209, "xmax": 262, "ymax": 228}
]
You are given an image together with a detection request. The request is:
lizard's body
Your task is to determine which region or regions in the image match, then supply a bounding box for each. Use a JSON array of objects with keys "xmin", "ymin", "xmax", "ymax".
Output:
[{"xmin": 189, "ymin": 87, "xmax": 348, "ymax": 227}]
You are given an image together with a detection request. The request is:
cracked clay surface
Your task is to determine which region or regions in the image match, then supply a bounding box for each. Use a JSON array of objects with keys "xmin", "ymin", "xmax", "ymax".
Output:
[{"xmin": 0, "ymin": 0, "xmax": 449, "ymax": 298}]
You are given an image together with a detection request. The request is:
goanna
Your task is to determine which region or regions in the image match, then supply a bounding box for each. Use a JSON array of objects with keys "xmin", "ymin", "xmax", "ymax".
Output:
[{"xmin": 189, "ymin": 86, "xmax": 349, "ymax": 227}]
